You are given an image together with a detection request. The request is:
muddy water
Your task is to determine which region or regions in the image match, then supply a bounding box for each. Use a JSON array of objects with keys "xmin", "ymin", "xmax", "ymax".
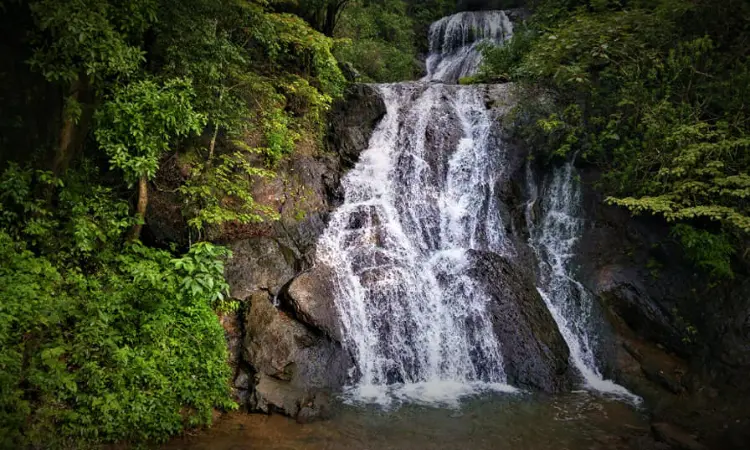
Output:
[{"xmin": 162, "ymin": 392, "xmax": 656, "ymax": 450}]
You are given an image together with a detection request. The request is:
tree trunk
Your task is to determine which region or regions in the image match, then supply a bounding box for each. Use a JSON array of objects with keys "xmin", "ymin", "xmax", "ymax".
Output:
[
  {"xmin": 208, "ymin": 122, "xmax": 219, "ymax": 163},
  {"xmin": 52, "ymin": 76, "xmax": 83, "ymax": 175},
  {"xmin": 128, "ymin": 176, "xmax": 149, "ymax": 241}
]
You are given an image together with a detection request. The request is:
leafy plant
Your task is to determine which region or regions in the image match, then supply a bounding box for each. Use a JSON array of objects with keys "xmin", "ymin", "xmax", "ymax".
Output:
[
  {"xmin": 334, "ymin": 0, "xmax": 420, "ymax": 82},
  {"xmin": 0, "ymin": 166, "xmax": 236, "ymax": 448}
]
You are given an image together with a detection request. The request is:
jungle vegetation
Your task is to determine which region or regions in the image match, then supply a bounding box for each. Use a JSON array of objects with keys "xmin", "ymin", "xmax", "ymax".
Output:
[{"xmin": 476, "ymin": 0, "xmax": 750, "ymax": 278}]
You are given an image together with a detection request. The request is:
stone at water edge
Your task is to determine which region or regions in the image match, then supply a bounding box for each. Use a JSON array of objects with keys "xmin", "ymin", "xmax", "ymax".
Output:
[
  {"xmin": 242, "ymin": 291, "xmax": 349, "ymax": 417},
  {"xmin": 651, "ymin": 422, "xmax": 708, "ymax": 450},
  {"xmin": 466, "ymin": 250, "xmax": 575, "ymax": 393}
]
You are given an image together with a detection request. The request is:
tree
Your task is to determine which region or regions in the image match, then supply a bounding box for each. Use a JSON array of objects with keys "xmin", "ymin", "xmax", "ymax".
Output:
[
  {"xmin": 282, "ymin": 0, "xmax": 353, "ymax": 36},
  {"xmin": 95, "ymin": 78, "xmax": 205, "ymax": 239},
  {"xmin": 27, "ymin": 0, "xmax": 155, "ymax": 174}
]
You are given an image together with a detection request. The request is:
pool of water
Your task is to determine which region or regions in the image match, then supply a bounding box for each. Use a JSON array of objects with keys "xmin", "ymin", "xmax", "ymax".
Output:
[{"xmin": 162, "ymin": 391, "xmax": 658, "ymax": 450}]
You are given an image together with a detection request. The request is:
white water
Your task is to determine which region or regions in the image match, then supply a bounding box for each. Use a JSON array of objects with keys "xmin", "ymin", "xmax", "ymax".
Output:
[
  {"xmin": 526, "ymin": 162, "xmax": 641, "ymax": 403},
  {"xmin": 424, "ymin": 10, "xmax": 513, "ymax": 83},
  {"xmin": 318, "ymin": 82, "xmax": 517, "ymax": 405},
  {"xmin": 317, "ymin": 10, "xmax": 636, "ymax": 405}
]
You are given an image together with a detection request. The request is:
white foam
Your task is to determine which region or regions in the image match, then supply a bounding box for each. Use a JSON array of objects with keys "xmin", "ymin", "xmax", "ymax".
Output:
[
  {"xmin": 342, "ymin": 381, "xmax": 519, "ymax": 408},
  {"xmin": 318, "ymin": 82, "xmax": 517, "ymax": 404}
]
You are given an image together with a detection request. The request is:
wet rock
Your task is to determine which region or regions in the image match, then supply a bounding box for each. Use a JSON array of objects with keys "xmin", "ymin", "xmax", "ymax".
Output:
[
  {"xmin": 296, "ymin": 391, "xmax": 333, "ymax": 424},
  {"xmin": 234, "ymin": 370, "xmax": 250, "ymax": 390},
  {"xmin": 250, "ymin": 373, "xmax": 304, "ymax": 417},
  {"xmin": 327, "ymin": 83, "xmax": 386, "ymax": 171},
  {"xmin": 243, "ymin": 291, "xmax": 350, "ymax": 416},
  {"xmin": 592, "ymin": 266, "xmax": 682, "ymax": 351},
  {"xmin": 225, "ymin": 238, "xmax": 297, "ymax": 300},
  {"xmin": 641, "ymin": 363, "xmax": 685, "ymax": 395},
  {"xmin": 651, "ymin": 422, "xmax": 708, "ymax": 450},
  {"xmin": 466, "ymin": 250, "xmax": 574, "ymax": 392},
  {"xmin": 623, "ymin": 341, "xmax": 644, "ymax": 363},
  {"xmin": 281, "ymin": 264, "xmax": 342, "ymax": 341}
]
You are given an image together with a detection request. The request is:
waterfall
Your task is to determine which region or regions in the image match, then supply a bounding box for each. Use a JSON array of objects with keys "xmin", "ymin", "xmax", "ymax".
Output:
[
  {"xmin": 526, "ymin": 162, "xmax": 640, "ymax": 403},
  {"xmin": 315, "ymin": 11, "xmax": 518, "ymax": 405},
  {"xmin": 424, "ymin": 11, "xmax": 513, "ymax": 83},
  {"xmin": 318, "ymin": 82, "xmax": 517, "ymax": 404},
  {"xmin": 317, "ymin": 9, "xmax": 636, "ymax": 405}
]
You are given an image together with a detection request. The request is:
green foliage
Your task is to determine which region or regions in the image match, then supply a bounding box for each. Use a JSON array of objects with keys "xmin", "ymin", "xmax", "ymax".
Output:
[
  {"xmin": 95, "ymin": 78, "xmax": 205, "ymax": 184},
  {"xmin": 0, "ymin": 165, "xmax": 235, "ymax": 448},
  {"xmin": 154, "ymin": 2, "xmax": 344, "ymax": 227},
  {"xmin": 180, "ymin": 149, "xmax": 280, "ymax": 234},
  {"xmin": 0, "ymin": 2, "xmax": 355, "ymax": 442},
  {"xmin": 27, "ymin": 0, "xmax": 151, "ymax": 84},
  {"xmin": 479, "ymin": 0, "xmax": 750, "ymax": 276},
  {"xmin": 477, "ymin": 27, "xmax": 537, "ymax": 82},
  {"xmin": 671, "ymin": 224, "xmax": 735, "ymax": 278},
  {"xmin": 334, "ymin": 0, "xmax": 420, "ymax": 82}
]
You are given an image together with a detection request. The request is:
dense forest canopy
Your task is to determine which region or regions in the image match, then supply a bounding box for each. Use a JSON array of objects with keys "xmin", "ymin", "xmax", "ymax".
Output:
[{"xmin": 1, "ymin": 0, "xmax": 749, "ymax": 447}]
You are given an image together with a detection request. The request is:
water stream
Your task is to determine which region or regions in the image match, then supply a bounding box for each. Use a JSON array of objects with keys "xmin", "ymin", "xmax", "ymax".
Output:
[{"xmin": 526, "ymin": 162, "xmax": 640, "ymax": 402}]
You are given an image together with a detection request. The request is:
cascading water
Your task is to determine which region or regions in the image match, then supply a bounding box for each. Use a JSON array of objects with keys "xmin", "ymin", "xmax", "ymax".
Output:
[
  {"xmin": 526, "ymin": 162, "xmax": 640, "ymax": 403},
  {"xmin": 317, "ymin": 11, "xmax": 516, "ymax": 404},
  {"xmin": 424, "ymin": 11, "xmax": 513, "ymax": 83},
  {"xmin": 317, "ymin": 9, "xmax": 636, "ymax": 406},
  {"xmin": 317, "ymin": 82, "xmax": 517, "ymax": 404}
]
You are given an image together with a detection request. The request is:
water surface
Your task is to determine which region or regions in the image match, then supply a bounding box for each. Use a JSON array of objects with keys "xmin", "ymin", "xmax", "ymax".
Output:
[{"xmin": 163, "ymin": 392, "xmax": 653, "ymax": 450}]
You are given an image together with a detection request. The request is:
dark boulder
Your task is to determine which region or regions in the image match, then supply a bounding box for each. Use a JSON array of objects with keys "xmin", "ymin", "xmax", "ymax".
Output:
[
  {"xmin": 327, "ymin": 84, "xmax": 386, "ymax": 171},
  {"xmin": 225, "ymin": 237, "xmax": 297, "ymax": 300},
  {"xmin": 280, "ymin": 264, "xmax": 342, "ymax": 341},
  {"xmin": 465, "ymin": 250, "xmax": 574, "ymax": 392},
  {"xmin": 243, "ymin": 291, "xmax": 350, "ymax": 420}
]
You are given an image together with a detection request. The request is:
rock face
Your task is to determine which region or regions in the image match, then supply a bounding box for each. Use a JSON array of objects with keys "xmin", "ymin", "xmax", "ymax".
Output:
[
  {"xmin": 225, "ymin": 238, "xmax": 297, "ymax": 299},
  {"xmin": 280, "ymin": 264, "xmax": 342, "ymax": 341},
  {"xmin": 327, "ymin": 84, "xmax": 386, "ymax": 171},
  {"xmin": 574, "ymin": 167, "xmax": 750, "ymax": 388},
  {"xmin": 243, "ymin": 292, "xmax": 350, "ymax": 418},
  {"xmin": 466, "ymin": 250, "xmax": 574, "ymax": 392},
  {"xmin": 219, "ymin": 85, "xmax": 384, "ymax": 419}
]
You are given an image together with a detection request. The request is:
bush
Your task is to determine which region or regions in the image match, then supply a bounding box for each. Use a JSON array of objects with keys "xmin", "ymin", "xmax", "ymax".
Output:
[
  {"xmin": 334, "ymin": 0, "xmax": 420, "ymax": 82},
  {"xmin": 0, "ymin": 166, "xmax": 235, "ymax": 448}
]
